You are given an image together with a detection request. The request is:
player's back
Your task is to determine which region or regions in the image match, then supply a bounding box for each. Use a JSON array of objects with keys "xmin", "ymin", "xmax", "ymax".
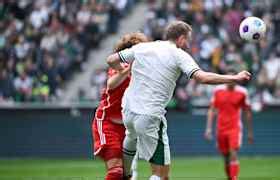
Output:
[
  {"xmin": 122, "ymin": 41, "xmax": 199, "ymax": 116},
  {"xmin": 212, "ymin": 85, "xmax": 250, "ymax": 133}
]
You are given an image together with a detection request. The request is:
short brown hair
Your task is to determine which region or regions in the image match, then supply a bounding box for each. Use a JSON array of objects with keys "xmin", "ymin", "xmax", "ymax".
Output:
[
  {"xmin": 164, "ymin": 21, "xmax": 192, "ymax": 41},
  {"xmin": 114, "ymin": 32, "xmax": 149, "ymax": 52}
]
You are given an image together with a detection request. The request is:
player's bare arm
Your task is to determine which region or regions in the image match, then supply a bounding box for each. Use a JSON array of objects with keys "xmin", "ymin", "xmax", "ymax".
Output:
[
  {"xmin": 107, "ymin": 53, "xmax": 124, "ymax": 71},
  {"xmin": 244, "ymin": 108, "xmax": 254, "ymax": 144},
  {"xmin": 192, "ymin": 70, "xmax": 251, "ymax": 84},
  {"xmin": 205, "ymin": 104, "xmax": 216, "ymax": 141},
  {"xmin": 107, "ymin": 64, "xmax": 131, "ymax": 90}
]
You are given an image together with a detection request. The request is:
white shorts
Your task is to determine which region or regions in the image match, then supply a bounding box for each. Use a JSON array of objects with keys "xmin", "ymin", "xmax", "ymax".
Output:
[{"xmin": 122, "ymin": 109, "xmax": 170, "ymax": 165}]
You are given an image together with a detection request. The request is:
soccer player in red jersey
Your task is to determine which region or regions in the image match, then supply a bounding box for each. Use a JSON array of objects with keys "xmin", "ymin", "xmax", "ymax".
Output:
[
  {"xmin": 92, "ymin": 32, "xmax": 148, "ymax": 180},
  {"xmin": 204, "ymin": 69, "xmax": 254, "ymax": 180}
]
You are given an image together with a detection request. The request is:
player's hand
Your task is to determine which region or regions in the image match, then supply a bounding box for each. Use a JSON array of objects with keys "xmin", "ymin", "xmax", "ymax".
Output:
[
  {"xmin": 120, "ymin": 64, "xmax": 131, "ymax": 75},
  {"xmin": 235, "ymin": 71, "xmax": 251, "ymax": 83},
  {"xmin": 204, "ymin": 129, "xmax": 213, "ymax": 141},
  {"xmin": 248, "ymin": 132, "xmax": 254, "ymax": 144}
]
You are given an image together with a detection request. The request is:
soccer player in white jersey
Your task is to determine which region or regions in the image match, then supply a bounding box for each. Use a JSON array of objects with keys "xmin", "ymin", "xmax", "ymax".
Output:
[{"xmin": 107, "ymin": 21, "xmax": 251, "ymax": 180}]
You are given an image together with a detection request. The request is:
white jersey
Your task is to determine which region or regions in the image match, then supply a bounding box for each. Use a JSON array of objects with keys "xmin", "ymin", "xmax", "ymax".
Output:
[{"xmin": 119, "ymin": 41, "xmax": 200, "ymax": 116}]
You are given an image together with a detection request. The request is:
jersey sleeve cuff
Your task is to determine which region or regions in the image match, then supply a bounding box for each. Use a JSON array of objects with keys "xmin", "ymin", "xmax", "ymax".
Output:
[
  {"xmin": 188, "ymin": 68, "xmax": 200, "ymax": 79},
  {"xmin": 118, "ymin": 52, "xmax": 127, "ymax": 63}
]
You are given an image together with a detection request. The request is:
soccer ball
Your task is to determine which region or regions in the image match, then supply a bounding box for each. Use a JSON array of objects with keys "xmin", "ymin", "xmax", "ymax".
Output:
[{"xmin": 239, "ymin": 16, "xmax": 266, "ymax": 42}]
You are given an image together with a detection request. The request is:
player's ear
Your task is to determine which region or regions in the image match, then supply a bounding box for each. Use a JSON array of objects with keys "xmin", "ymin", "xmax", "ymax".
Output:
[
  {"xmin": 175, "ymin": 35, "xmax": 185, "ymax": 47},
  {"xmin": 178, "ymin": 35, "xmax": 185, "ymax": 43}
]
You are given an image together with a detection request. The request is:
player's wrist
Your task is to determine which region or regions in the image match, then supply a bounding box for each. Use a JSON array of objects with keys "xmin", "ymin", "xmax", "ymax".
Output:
[{"xmin": 230, "ymin": 75, "xmax": 238, "ymax": 83}]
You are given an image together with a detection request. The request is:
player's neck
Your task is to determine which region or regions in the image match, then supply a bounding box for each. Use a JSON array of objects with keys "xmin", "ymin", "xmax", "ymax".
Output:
[{"xmin": 227, "ymin": 85, "xmax": 235, "ymax": 90}]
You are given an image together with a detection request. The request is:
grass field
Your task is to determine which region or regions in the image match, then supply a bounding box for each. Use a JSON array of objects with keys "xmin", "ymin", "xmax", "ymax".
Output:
[{"xmin": 0, "ymin": 157, "xmax": 280, "ymax": 180}]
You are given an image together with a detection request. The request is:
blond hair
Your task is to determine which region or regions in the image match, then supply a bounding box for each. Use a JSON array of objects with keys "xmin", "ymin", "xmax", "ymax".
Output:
[
  {"xmin": 164, "ymin": 21, "xmax": 192, "ymax": 41},
  {"xmin": 114, "ymin": 32, "xmax": 149, "ymax": 52}
]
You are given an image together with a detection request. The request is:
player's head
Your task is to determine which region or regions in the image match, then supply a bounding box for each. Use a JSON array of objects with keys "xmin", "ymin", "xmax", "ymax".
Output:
[
  {"xmin": 226, "ymin": 68, "xmax": 237, "ymax": 89},
  {"xmin": 114, "ymin": 32, "xmax": 149, "ymax": 53},
  {"xmin": 164, "ymin": 21, "xmax": 192, "ymax": 50}
]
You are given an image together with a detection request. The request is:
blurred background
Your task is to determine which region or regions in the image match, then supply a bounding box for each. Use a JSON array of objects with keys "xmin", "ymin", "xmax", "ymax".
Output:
[{"xmin": 0, "ymin": 0, "xmax": 280, "ymax": 179}]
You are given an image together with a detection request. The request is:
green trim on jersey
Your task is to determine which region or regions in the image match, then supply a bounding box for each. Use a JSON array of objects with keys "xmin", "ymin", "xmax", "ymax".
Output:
[{"xmin": 149, "ymin": 121, "xmax": 164, "ymax": 165}]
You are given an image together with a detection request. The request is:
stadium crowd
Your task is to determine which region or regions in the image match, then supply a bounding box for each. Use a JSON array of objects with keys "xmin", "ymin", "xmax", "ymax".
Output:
[
  {"xmin": 1, "ymin": 0, "xmax": 280, "ymax": 111},
  {"xmin": 142, "ymin": 0, "xmax": 280, "ymax": 110},
  {"xmin": 87, "ymin": 0, "xmax": 280, "ymax": 110},
  {"xmin": 0, "ymin": 0, "xmax": 135, "ymax": 103}
]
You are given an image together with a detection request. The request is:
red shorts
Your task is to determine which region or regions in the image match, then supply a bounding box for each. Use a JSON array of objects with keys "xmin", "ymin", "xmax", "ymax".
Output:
[
  {"xmin": 217, "ymin": 131, "xmax": 242, "ymax": 155},
  {"xmin": 92, "ymin": 117, "xmax": 125, "ymax": 161}
]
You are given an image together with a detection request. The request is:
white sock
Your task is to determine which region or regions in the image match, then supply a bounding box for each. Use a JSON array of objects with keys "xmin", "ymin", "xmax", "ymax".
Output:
[
  {"xmin": 123, "ymin": 136, "xmax": 137, "ymax": 177},
  {"xmin": 131, "ymin": 154, "xmax": 138, "ymax": 180},
  {"xmin": 149, "ymin": 175, "xmax": 161, "ymax": 180}
]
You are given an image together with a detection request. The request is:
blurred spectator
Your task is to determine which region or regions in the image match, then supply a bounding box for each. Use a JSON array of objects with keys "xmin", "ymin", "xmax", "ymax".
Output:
[
  {"xmin": 89, "ymin": 68, "xmax": 106, "ymax": 101},
  {"xmin": 41, "ymin": 54, "xmax": 60, "ymax": 96},
  {"xmin": 107, "ymin": 1, "xmax": 122, "ymax": 34},
  {"xmin": 76, "ymin": 4, "xmax": 91, "ymax": 26},
  {"xmin": 14, "ymin": 70, "xmax": 33, "ymax": 102},
  {"xmin": 29, "ymin": 2, "xmax": 49, "ymax": 29},
  {"xmin": 0, "ymin": 69, "xmax": 15, "ymax": 102},
  {"xmin": 257, "ymin": 51, "xmax": 280, "ymax": 103},
  {"xmin": 32, "ymin": 74, "xmax": 50, "ymax": 102}
]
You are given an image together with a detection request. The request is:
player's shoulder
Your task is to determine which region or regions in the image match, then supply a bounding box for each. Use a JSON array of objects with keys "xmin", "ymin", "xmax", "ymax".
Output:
[
  {"xmin": 154, "ymin": 40, "xmax": 177, "ymax": 49},
  {"xmin": 234, "ymin": 85, "xmax": 248, "ymax": 95},
  {"xmin": 140, "ymin": 40, "xmax": 161, "ymax": 46},
  {"xmin": 174, "ymin": 46, "xmax": 193, "ymax": 61},
  {"xmin": 132, "ymin": 41, "xmax": 160, "ymax": 53}
]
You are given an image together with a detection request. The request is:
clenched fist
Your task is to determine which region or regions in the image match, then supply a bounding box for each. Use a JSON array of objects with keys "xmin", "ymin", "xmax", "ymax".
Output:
[{"xmin": 235, "ymin": 71, "xmax": 251, "ymax": 84}]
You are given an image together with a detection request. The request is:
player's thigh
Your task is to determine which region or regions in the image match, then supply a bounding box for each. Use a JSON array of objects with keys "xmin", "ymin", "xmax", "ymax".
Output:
[
  {"xmin": 95, "ymin": 121, "xmax": 125, "ymax": 160},
  {"xmin": 103, "ymin": 121, "xmax": 126, "ymax": 149},
  {"xmin": 93, "ymin": 118, "xmax": 118, "ymax": 155},
  {"xmin": 229, "ymin": 131, "xmax": 242, "ymax": 152},
  {"xmin": 217, "ymin": 133, "xmax": 230, "ymax": 155},
  {"xmin": 133, "ymin": 114, "xmax": 160, "ymax": 136},
  {"xmin": 133, "ymin": 114, "xmax": 160, "ymax": 161},
  {"xmin": 122, "ymin": 109, "xmax": 138, "ymax": 139},
  {"xmin": 134, "ymin": 115, "xmax": 170, "ymax": 166},
  {"xmin": 97, "ymin": 125, "xmax": 124, "ymax": 168}
]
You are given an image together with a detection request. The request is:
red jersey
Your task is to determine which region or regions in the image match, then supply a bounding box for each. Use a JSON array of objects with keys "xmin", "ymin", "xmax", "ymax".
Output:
[
  {"xmin": 211, "ymin": 85, "xmax": 250, "ymax": 133},
  {"xmin": 95, "ymin": 68, "xmax": 130, "ymax": 123}
]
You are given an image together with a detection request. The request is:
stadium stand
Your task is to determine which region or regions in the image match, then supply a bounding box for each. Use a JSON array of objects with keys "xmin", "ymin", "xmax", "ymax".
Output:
[
  {"xmin": 142, "ymin": 0, "xmax": 280, "ymax": 110},
  {"xmin": 0, "ymin": 0, "xmax": 280, "ymax": 111},
  {"xmin": 0, "ymin": 0, "xmax": 136, "ymax": 103}
]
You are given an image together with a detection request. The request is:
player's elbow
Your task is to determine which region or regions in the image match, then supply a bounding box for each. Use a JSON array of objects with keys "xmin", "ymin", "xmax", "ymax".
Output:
[
  {"xmin": 197, "ymin": 77, "xmax": 210, "ymax": 84},
  {"xmin": 106, "ymin": 54, "xmax": 115, "ymax": 66},
  {"xmin": 193, "ymin": 70, "xmax": 211, "ymax": 84}
]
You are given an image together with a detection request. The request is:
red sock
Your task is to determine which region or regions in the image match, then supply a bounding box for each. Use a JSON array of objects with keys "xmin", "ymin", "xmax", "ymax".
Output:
[
  {"xmin": 229, "ymin": 161, "xmax": 239, "ymax": 180},
  {"xmin": 105, "ymin": 166, "xmax": 123, "ymax": 180}
]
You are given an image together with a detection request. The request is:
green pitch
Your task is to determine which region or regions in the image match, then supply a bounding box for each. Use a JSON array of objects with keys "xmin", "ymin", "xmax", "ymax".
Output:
[{"xmin": 0, "ymin": 157, "xmax": 280, "ymax": 180}]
